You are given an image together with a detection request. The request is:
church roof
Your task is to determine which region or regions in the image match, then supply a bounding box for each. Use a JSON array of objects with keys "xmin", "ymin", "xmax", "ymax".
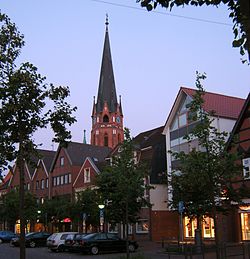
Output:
[{"xmin": 96, "ymin": 17, "xmax": 118, "ymax": 113}]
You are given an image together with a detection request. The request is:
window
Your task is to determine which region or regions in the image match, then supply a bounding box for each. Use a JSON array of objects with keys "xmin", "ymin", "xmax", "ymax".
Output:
[
  {"xmin": 41, "ymin": 179, "xmax": 45, "ymax": 189},
  {"xmin": 243, "ymin": 158, "xmax": 250, "ymax": 178},
  {"xmin": 84, "ymin": 168, "xmax": 91, "ymax": 183},
  {"xmin": 64, "ymin": 174, "xmax": 68, "ymax": 184},
  {"xmin": 103, "ymin": 115, "xmax": 109, "ymax": 123},
  {"xmin": 36, "ymin": 180, "xmax": 39, "ymax": 190},
  {"xmin": 136, "ymin": 219, "xmax": 149, "ymax": 233},
  {"xmin": 61, "ymin": 175, "xmax": 64, "ymax": 185},
  {"xmin": 60, "ymin": 156, "xmax": 64, "ymax": 166},
  {"xmin": 113, "ymin": 129, "xmax": 116, "ymax": 135},
  {"xmin": 68, "ymin": 173, "xmax": 71, "ymax": 183},
  {"xmin": 53, "ymin": 177, "xmax": 56, "ymax": 186},
  {"xmin": 57, "ymin": 176, "xmax": 60, "ymax": 186},
  {"xmin": 104, "ymin": 134, "xmax": 108, "ymax": 147},
  {"xmin": 179, "ymin": 113, "xmax": 187, "ymax": 127},
  {"xmin": 108, "ymin": 223, "xmax": 118, "ymax": 233},
  {"xmin": 46, "ymin": 178, "xmax": 49, "ymax": 188},
  {"xmin": 27, "ymin": 183, "xmax": 30, "ymax": 190}
]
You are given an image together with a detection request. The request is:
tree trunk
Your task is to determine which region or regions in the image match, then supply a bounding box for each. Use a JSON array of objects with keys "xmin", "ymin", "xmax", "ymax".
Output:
[
  {"xmin": 195, "ymin": 216, "xmax": 202, "ymax": 253},
  {"xmin": 18, "ymin": 156, "xmax": 26, "ymax": 259},
  {"xmin": 212, "ymin": 205, "xmax": 220, "ymax": 259},
  {"xmin": 125, "ymin": 199, "xmax": 130, "ymax": 259}
]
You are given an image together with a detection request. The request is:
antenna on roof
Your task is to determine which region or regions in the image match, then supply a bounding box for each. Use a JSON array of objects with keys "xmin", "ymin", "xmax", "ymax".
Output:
[{"xmin": 83, "ymin": 129, "xmax": 87, "ymax": 144}]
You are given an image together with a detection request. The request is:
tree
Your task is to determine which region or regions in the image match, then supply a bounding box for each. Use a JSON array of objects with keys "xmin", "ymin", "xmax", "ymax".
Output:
[
  {"xmin": 96, "ymin": 128, "xmax": 151, "ymax": 258},
  {"xmin": 0, "ymin": 189, "xmax": 38, "ymax": 231},
  {"xmin": 0, "ymin": 12, "xmax": 76, "ymax": 259},
  {"xmin": 137, "ymin": 0, "xmax": 250, "ymax": 63},
  {"xmin": 170, "ymin": 72, "xmax": 245, "ymax": 258},
  {"xmin": 72, "ymin": 188, "xmax": 100, "ymax": 233}
]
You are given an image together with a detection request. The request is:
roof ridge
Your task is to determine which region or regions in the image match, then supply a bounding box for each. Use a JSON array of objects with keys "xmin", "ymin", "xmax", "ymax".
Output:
[{"xmin": 180, "ymin": 86, "xmax": 246, "ymax": 100}]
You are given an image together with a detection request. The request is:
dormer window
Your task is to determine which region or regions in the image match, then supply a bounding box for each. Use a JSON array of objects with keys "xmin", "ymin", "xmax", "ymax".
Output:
[{"xmin": 103, "ymin": 115, "xmax": 109, "ymax": 123}]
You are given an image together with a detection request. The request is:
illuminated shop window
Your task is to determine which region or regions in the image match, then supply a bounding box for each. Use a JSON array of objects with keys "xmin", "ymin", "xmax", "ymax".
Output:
[
  {"xmin": 136, "ymin": 219, "xmax": 149, "ymax": 233},
  {"xmin": 184, "ymin": 216, "xmax": 214, "ymax": 238},
  {"xmin": 241, "ymin": 212, "xmax": 250, "ymax": 240}
]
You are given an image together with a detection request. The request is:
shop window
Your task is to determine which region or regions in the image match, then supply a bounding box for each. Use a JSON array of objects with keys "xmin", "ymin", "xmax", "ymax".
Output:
[
  {"xmin": 240, "ymin": 211, "xmax": 250, "ymax": 240},
  {"xmin": 184, "ymin": 216, "xmax": 214, "ymax": 238},
  {"xmin": 84, "ymin": 168, "xmax": 91, "ymax": 183},
  {"xmin": 136, "ymin": 219, "xmax": 149, "ymax": 233},
  {"xmin": 203, "ymin": 217, "xmax": 214, "ymax": 238},
  {"xmin": 243, "ymin": 158, "xmax": 250, "ymax": 178}
]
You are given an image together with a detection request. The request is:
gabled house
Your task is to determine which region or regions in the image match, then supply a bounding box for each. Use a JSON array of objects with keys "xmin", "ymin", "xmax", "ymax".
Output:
[
  {"xmin": 226, "ymin": 93, "xmax": 250, "ymax": 242},
  {"xmin": 162, "ymin": 87, "xmax": 245, "ymax": 240},
  {"xmin": 31, "ymin": 150, "xmax": 56, "ymax": 203},
  {"xmin": 49, "ymin": 142, "xmax": 111, "ymax": 199},
  {"xmin": 132, "ymin": 126, "xmax": 178, "ymax": 241},
  {"xmin": 73, "ymin": 157, "xmax": 107, "ymax": 194}
]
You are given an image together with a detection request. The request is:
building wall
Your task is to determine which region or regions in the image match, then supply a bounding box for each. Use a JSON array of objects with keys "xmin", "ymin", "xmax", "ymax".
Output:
[
  {"xmin": 151, "ymin": 210, "xmax": 179, "ymax": 241},
  {"xmin": 150, "ymin": 184, "xmax": 168, "ymax": 211}
]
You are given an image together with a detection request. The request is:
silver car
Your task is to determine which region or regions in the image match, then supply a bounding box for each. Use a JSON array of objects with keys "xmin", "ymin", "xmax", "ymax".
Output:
[{"xmin": 47, "ymin": 232, "xmax": 78, "ymax": 252}]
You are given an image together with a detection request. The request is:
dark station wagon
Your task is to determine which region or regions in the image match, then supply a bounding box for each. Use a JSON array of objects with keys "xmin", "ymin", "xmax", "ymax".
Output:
[{"xmin": 65, "ymin": 232, "xmax": 138, "ymax": 255}]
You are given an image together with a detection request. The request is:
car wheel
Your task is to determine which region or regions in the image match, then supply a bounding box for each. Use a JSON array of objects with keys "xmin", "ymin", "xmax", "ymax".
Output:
[
  {"xmin": 128, "ymin": 244, "xmax": 135, "ymax": 252},
  {"xmin": 29, "ymin": 241, "xmax": 36, "ymax": 248},
  {"xmin": 57, "ymin": 245, "xmax": 64, "ymax": 252},
  {"xmin": 0, "ymin": 239, "xmax": 3, "ymax": 244},
  {"xmin": 90, "ymin": 246, "xmax": 99, "ymax": 255}
]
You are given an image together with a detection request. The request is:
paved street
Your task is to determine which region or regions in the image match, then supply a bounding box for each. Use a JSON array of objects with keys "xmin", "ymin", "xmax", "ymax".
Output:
[
  {"xmin": 0, "ymin": 242, "xmax": 247, "ymax": 259},
  {"xmin": 0, "ymin": 242, "xmax": 169, "ymax": 259}
]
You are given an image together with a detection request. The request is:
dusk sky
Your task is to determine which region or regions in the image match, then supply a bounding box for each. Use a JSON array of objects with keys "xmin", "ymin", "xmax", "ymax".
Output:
[{"xmin": 1, "ymin": 0, "xmax": 249, "ymax": 151}]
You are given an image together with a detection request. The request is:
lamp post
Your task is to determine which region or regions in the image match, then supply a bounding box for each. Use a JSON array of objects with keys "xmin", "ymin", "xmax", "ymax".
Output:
[{"xmin": 98, "ymin": 204, "xmax": 105, "ymax": 232}]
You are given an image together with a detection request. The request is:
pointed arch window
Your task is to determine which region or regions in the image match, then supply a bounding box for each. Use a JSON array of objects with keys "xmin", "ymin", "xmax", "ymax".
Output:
[
  {"xmin": 104, "ymin": 133, "xmax": 109, "ymax": 147},
  {"xmin": 103, "ymin": 115, "xmax": 109, "ymax": 123}
]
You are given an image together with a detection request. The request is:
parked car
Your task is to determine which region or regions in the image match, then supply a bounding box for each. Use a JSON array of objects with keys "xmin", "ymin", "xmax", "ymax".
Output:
[
  {"xmin": 0, "ymin": 231, "xmax": 17, "ymax": 243},
  {"xmin": 65, "ymin": 232, "xmax": 138, "ymax": 255},
  {"xmin": 64, "ymin": 233, "xmax": 90, "ymax": 253},
  {"xmin": 46, "ymin": 232, "xmax": 77, "ymax": 252},
  {"xmin": 11, "ymin": 232, "xmax": 51, "ymax": 248}
]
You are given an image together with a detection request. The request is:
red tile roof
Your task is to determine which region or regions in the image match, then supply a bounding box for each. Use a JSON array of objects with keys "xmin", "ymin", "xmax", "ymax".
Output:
[{"xmin": 181, "ymin": 87, "xmax": 246, "ymax": 119}]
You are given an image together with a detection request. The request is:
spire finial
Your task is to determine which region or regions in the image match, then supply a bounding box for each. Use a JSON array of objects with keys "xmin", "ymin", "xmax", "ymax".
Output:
[{"xmin": 105, "ymin": 13, "xmax": 109, "ymax": 31}]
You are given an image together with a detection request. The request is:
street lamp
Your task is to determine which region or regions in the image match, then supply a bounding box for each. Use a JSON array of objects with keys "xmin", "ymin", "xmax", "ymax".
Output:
[{"xmin": 98, "ymin": 204, "xmax": 105, "ymax": 232}]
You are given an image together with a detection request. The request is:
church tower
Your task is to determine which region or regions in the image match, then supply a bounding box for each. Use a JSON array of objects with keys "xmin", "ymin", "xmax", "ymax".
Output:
[{"xmin": 91, "ymin": 16, "xmax": 124, "ymax": 149}]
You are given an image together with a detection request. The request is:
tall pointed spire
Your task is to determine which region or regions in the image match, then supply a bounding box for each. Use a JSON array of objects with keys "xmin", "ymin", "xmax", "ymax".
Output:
[
  {"xmin": 96, "ymin": 14, "xmax": 118, "ymax": 113},
  {"xmin": 91, "ymin": 15, "xmax": 124, "ymax": 149}
]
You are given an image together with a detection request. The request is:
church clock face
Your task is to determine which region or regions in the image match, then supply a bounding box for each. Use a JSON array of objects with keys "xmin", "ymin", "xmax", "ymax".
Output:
[{"xmin": 116, "ymin": 116, "xmax": 120, "ymax": 123}]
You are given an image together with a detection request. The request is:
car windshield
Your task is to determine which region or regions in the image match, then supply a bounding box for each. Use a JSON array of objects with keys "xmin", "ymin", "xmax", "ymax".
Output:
[
  {"xmin": 83, "ymin": 233, "xmax": 96, "ymax": 239},
  {"xmin": 48, "ymin": 233, "xmax": 57, "ymax": 240},
  {"xmin": 25, "ymin": 232, "xmax": 35, "ymax": 237}
]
